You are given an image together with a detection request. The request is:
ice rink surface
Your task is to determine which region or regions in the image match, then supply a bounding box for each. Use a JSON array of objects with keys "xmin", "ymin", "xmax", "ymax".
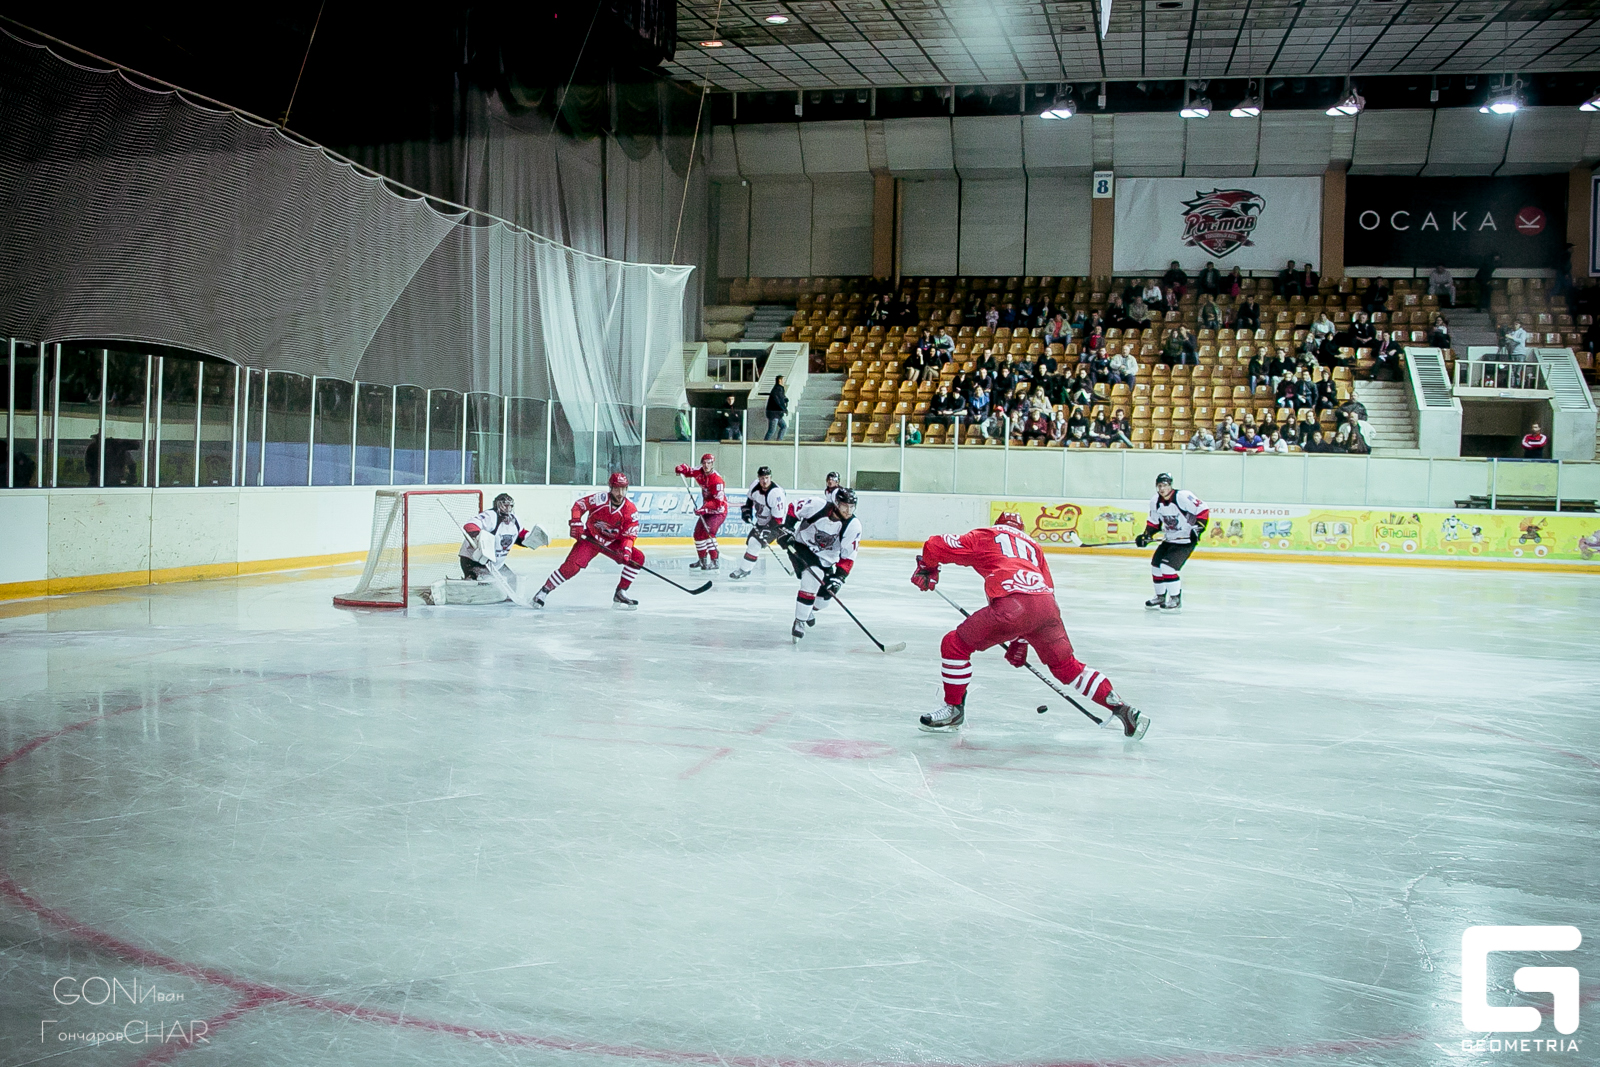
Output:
[{"xmin": 1, "ymin": 545, "xmax": 1596, "ymax": 1066}]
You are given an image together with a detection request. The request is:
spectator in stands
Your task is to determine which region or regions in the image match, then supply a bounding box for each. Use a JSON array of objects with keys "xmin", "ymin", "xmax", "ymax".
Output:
[
  {"xmin": 1337, "ymin": 394, "xmax": 1368, "ymax": 426},
  {"xmin": 866, "ymin": 295, "xmax": 889, "ymax": 326},
  {"xmin": 1234, "ymin": 424, "xmax": 1266, "ymax": 453},
  {"xmin": 974, "ymin": 347, "xmax": 997, "ymax": 374},
  {"xmin": 1217, "ymin": 417, "xmax": 1242, "ymax": 448},
  {"xmin": 995, "ymin": 359, "xmax": 1018, "ymax": 398},
  {"xmin": 893, "ymin": 293, "xmax": 918, "ymax": 326},
  {"xmin": 1187, "ymin": 424, "xmax": 1216, "ymax": 451},
  {"xmin": 1427, "ymin": 264, "xmax": 1457, "ymax": 308},
  {"xmin": 985, "ymin": 304, "xmax": 1000, "ymax": 329},
  {"xmin": 1279, "ymin": 260, "xmax": 1303, "ymax": 297},
  {"xmin": 1334, "ymin": 412, "xmax": 1359, "ymax": 451},
  {"xmin": 1086, "ymin": 346, "xmax": 1111, "ymax": 384},
  {"xmin": 1108, "ymin": 346, "xmax": 1138, "ymax": 387},
  {"xmin": 1045, "ymin": 313, "xmax": 1068, "ymax": 345},
  {"xmin": 1349, "ymin": 413, "xmax": 1374, "ymax": 454},
  {"xmin": 966, "ymin": 385, "xmax": 990, "ymax": 422},
  {"xmin": 1141, "ymin": 279, "xmax": 1166, "ymax": 313},
  {"xmin": 1340, "ymin": 310, "xmax": 1374, "ymax": 351},
  {"xmin": 1362, "ymin": 277, "xmax": 1391, "ymax": 314},
  {"xmin": 1084, "ymin": 405, "xmax": 1110, "ymax": 445},
  {"xmin": 1370, "ymin": 330, "xmax": 1403, "ymax": 381},
  {"xmin": 902, "ymin": 347, "xmax": 925, "ymax": 384},
  {"xmin": 1034, "ymin": 348, "xmax": 1058, "ymax": 377},
  {"xmin": 1127, "ymin": 297, "xmax": 1151, "ymax": 328},
  {"xmin": 1304, "ymin": 429, "xmax": 1331, "ymax": 453},
  {"xmin": 1199, "ymin": 298, "xmax": 1222, "ymax": 331},
  {"xmin": 999, "ymin": 303, "xmax": 1018, "ymax": 328},
  {"xmin": 933, "ymin": 327, "xmax": 954, "ymax": 358},
  {"xmin": 928, "ymin": 383, "xmax": 962, "ymax": 428},
  {"xmin": 1521, "ymin": 422, "xmax": 1549, "ymax": 459},
  {"xmin": 1235, "ymin": 295, "xmax": 1261, "ymax": 331},
  {"xmin": 1028, "ymin": 384, "xmax": 1053, "ymax": 415},
  {"xmin": 1066, "ymin": 405, "xmax": 1089, "ymax": 440},
  {"xmin": 1428, "ymin": 314, "xmax": 1452, "ymax": 350},
  {"xmin": 1103, "ymin": 292, "xmax": 1125, "ymax": 325},
  {"xmin": 1067, "ymin": 369, "xmax": 1101, "ymax": 409},
  {"xmin": 1504, "ymin": 319, "xmax": 1530, "ymax": 359},
  {"xmin": 1107, "ymin": 407, "xmax": 1132, "ymax": 447},
  {"xmin": 1476, "ymin": 253, "xmax": 1501, "ymax": 310},
  {"xmin": 1226, "ymin": 266, "xmax": 1243, "ymax": 298},
  {"xmin": 1259, "ymin": 407, "xmax": 1279, "ymax": 440},
  {"xmin": 1019, "ymin": 297, "xmax": 1035, "ymax": 326},
  {"xmin": 1294, "ymin": 369, "xmax": 1317, "ymax": 411},
  {"xmin": 1295, "ymin": 408, "xmax": 1318, "ymax": 448},
  {"xmin": 764, "ymin": 375, "xmax": 790, "ymax": 440},
  {"xmin": 1274, "ymin": 373, "xmax": 1299, "ymax": 410},
  {"xmin": 1267, "ymin": 347, "xmax": 1292, "ymax": 391},
  {"xmin": 722, "ymin": 394, "xmax": 744, "ymax": 439},
  {"xmin": 1023, "ymin": 406, "xmax": 1052, "ymax": 444},
  {"xmin": 1175, "ymin": 325, "xmax": 1198, "ymax": 365},
  {"xmin": 1246, "ymin": 350, "xmax": 1268, "ymax": 392},
  {"xmin": 1269, "ymin": 431, "xmax": 1290, "ymax": 454},
  {"xmin": 1197, "ymin": 261, "xmax": 1221, "ymax": 297},
  {"xmin": 1163, "ymin": 261, "xmax": 1189, "ymax": 299},
  {"xmin": 1310, "ymin": 311, "xmax": 1335, "ymax": 348}
]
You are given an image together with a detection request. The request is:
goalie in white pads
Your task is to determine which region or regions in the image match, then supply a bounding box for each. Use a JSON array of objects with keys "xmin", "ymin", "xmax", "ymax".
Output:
[
  {"xmin": 728, "ymin": 466, "xmax": 786, "ymax": 580},
  {"xmin": 780, "ymin": 488, "xmax": 861, "ymax": 642},
  {"xmin": 458, "ymin": 493, "xmax": 539, "ymax": 578},
  {"xmin": 1137, "ymin": 472, "xmax": 1208, "ymax": 610}
]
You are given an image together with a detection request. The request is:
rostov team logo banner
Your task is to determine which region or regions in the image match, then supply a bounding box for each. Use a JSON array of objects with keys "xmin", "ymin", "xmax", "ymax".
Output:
[{"xmin": 1113, "ymin": 177, "xmax": 1322, "ymax": 273}]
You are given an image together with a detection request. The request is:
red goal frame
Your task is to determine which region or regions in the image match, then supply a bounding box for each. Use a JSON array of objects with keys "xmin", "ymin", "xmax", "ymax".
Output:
[{"xmin": 333, "ymin": 488, "xmax": 484, "ymax": 609}]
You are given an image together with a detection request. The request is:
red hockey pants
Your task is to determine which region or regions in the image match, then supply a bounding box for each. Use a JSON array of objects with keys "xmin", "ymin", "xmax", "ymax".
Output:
[{"xmin": 940, "ymin": 593, "xmax": 1116, "ymax": 709}]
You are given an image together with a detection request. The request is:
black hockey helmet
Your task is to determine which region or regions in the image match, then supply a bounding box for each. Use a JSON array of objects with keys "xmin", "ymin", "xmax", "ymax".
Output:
[
  {"xmin": 825, "ymin": 471, "xmax": 841, "ymax": 485},
  {"xmin": 1155, "ymin": 472, "xmax": 1173, "ymax": 487},
  {"xmin": 493, "ymin": 492, "xmax": 515, "ymax": 512},
  {"xmin": 832, "ymin": 487, "xmax": 857, "ymax": 508},
  {"xmin": 757, "ymin": 465, "xmax": 772, "ymax": 478}
]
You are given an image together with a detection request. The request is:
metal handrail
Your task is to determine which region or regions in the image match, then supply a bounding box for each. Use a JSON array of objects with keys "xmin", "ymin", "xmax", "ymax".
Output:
[{"xmin": 1454, "ymin": 359, "xmax": 1544, "ymax": 391}]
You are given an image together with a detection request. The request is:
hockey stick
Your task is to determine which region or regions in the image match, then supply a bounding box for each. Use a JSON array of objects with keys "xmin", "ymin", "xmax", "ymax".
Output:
[
  {"xmin": 764, "ymin": 540, "xmax": 794, "ymax": 578},
  {"xmin": 578, "ymin": 536, "xmax": 712, "ymax": 595},
  {"xmin": 789, "ymin": 552, "xmax": 905, "ymax": 653},
  {"xmin": 436, "ymin": 499, "xmax": 537, "ymax": 608},
  {"xmin": 929, "ymin": 587, "xmax": 1107, "ymax": 727},
  {"xmin": 1064, "ymin": 531, "xmax": 1162, "ymax": 549}
]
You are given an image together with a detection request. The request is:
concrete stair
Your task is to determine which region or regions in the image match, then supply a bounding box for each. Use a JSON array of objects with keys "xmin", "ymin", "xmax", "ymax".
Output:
[
  {"xmin": 741, "ymin": 304, "xmax": 795, "ymax": 344},
  {"xmin": 1444, "ymin": 308, "xmax": 1497, "ymax": 350},
  {"xmin": 796, "ymin": 372, "xmax": 844, "ymax": 441},
  {"xmin": 1352, "ymin": 380, "xmax": 1418, "ymax": 453}
]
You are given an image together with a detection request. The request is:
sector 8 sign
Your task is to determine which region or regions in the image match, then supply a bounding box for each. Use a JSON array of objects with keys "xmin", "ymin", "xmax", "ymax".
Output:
[{"xmin": 1514, "ymin": 207, "xmax": 1546, "ymax": 236}]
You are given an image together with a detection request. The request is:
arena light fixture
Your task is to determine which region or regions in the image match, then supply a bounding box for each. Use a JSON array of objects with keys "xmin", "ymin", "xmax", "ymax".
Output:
[
  {"xmin": 1480, "ymin": 76, "xmax": 1523, "ymax": 115},
  {"xmin": 1179, "ymin": 85, "xmax": 1211, "ymax": 119},
  {"xmin": 764, "ymin": 13, "xmax": 790, "ymax": 24},
  {"xmin": 1326, "ymin": 78, "xmax": 1364, "ymax": 116},
  {"xmin": 1581, "ymin": 89, "xmax": 1600, "ymax": 112},
  {"xmin": 698, "ymin": 39, "xmax": 725, "ymax": 48},
  {"xmin": 1041, "ymin": 86, "xmax": 1077, "ymax": 119},
  {"xmin": 1230, "ymin": 81, "xmax": 1262, "ymax": 118}
]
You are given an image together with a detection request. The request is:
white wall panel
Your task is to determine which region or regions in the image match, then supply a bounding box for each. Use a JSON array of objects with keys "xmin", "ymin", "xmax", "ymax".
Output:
[
  {"xmin": 734, "ymin": 125, "xmax": 805, "ymax": 176},
  {"xmin": 952, "ymin": 116, "xmax": 1024, "ymax": 174},
  {"xmin": 1257, "ymin": 112, "xmax": 1335, "ymax": 175},
  {"xmin": 715, "ymin": 181, "xmax": 750, "ymax": 278},
  {"xmin": 800, "ymin": 121, "xmax": 870, "ymax": 174},
  {"xmin": 1351, "ymin": 111, "xmax": 1432, "ymax": 175},
  {"xmin": 1421, "ymin": 110, "xmax": 1510, "ymax": 176},
  {"xmin": 708, "ymin": 125, "xmax": 741, "ymax": 178},
  {"xmin": 884, "ymin": 117, "xmax": 955, "ymax": 175},
  {"xmin": 810, "ymin": 175, "xmax": 873, "ymax": 276},
  {"xmin": 1184, "ymin": 117, "xmax": 1260, "ymax": 177},
  {"xmin": 1112, "ymin": 113, "xmax": 1185, "ymax": 176},
  {"xmin": 1024, "ymin": 176, "xmax": 1092, "ymax": 276},
  {"xmin": 900, "ymin": 177, "xmax": 960, "ymax": 276},
  {"xmin": 1022, "ymin": 116, "xmax": 1094, "ymax": 172},
  {"xmin": 748, "ymin": 179, "xmax": 814, "ymax": 277},
  {"xmin": 1501, "ymin": 108, "xmax": 1595, "ymax": 174},
  {"xmin": 958, "ymin": 177, "xmax": 1027, "ymax": 276},
  {"xmin": 0, "ymin": 493, "xmax": 48, "ymax": 584}
]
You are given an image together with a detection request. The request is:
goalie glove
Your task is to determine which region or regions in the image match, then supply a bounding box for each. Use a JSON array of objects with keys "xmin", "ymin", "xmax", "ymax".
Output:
[
  {"xmin": 1004, "ymin": 640, "xmax": 1030, "ymax": 668},
  {"xmin": 910, "ymin": 555, "xmax": 940, "ymax": 591},
  {"xmin": 475, "ymin": 532, "xmax": 497, "ymax": 562},
  {"xmin": 819, "ymin": 567, "xmax": 845, "ymax": 600}
]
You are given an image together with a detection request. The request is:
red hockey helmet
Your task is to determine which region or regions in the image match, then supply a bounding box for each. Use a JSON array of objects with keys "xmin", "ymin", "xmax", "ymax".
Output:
[
  {"xmin": 608, "ymin": 471, "xmax": 630, "ymax": 490},
  {"xmin": 700, "ymin": 452, "xmax": 716, "ymax": 467},
  {"xmin": 995, "ymin": 511, "xmax": 1024, "ymax": 532}
]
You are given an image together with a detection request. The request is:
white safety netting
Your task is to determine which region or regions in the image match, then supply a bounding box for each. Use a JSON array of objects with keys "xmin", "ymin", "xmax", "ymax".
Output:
[{"xmin": 0, "ymin": 28, "xmax": 692, "ymax": 442}]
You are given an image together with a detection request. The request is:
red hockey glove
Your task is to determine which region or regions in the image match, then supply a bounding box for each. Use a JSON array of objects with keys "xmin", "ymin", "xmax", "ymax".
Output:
[
  {"xmin": 1004, "ymin": 640, "xmax": 1030, "ymax": 668},
  {"xmin": 569, "ymin": 522, "xmax": 585, "ymax": 541},
  {"xmin": 674, "ymin": 463, "xmax": 692, "ymax": 477},
  {"xmin": 910, "ymin": 555, "xmax": 940, "ymax": 591}
]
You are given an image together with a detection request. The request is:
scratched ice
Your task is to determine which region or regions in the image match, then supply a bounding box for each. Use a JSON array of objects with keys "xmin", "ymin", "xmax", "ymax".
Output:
[{"xmin": 1, "ymin": 546, "xmax": 1596, "ymax": 1066}]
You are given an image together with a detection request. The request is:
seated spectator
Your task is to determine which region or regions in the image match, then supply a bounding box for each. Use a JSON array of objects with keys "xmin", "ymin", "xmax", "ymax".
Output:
[
  {"xmin": 1427, "ymin": 264, "xmax": 1456, "ymax": 308},
  {"xmin": 1369, "ymin": 330, "xmax": 1403, "ymax": 381},
  {"xmin": 951, "ymin": 370, "xmax": 972, "ymax": 399},
  {"xmin": 974, "ymin": 347, "xmax": 998, "ymax": 373},
  {"xmin": 1275, "ymin": 375, "xmax": 1299, "ymax": 409},
  {"xmin": 1199, "ymin": 299, "xmax": 1222, "ymax": 331},
  {"xmin": 1162, "ymin": 260, "xmax": 1189, "ymax": 300},
  {"xmin": 1362, "ymin": 277, "xmax": 1391, "ymax": 314},
  {"xmin": 1338, "ymin": 310, "xmax": 1374, "ymax": 350},
  {"xmin": 1334, "ymin": 412, "xmax": 1361, "ymax": 451},
  {"xmin": 1304, "ymin": 429, "xmax": 1331, "ymax": 453},
  {"xmin": 966, "ymin": 385, "xmax": 990, "ymax": 421},
  {"xmin": 1234, "ymin": 426, "xmax": 1266, "ymax": 453},
  {"xmin": 1295, "ymin": 408, "xmax": 1318, "ymax": 448},
  {"xmin": 1235, "ymin": 297, "xmax": 1261, "ymax": 330},
  {"xmin": 1310, "ymin": 311, "xmax": 1335, "ymax": 346},
  {"xmin": 1104, "ymin": 292, "xmax": 1126, "ymax": 326},
  {"xmin": 904, "ymin": 422, "xmax": 923, "ymax": 445},
  {"xmin": 1140, "ymin": 279, "xmax": 1165, "ymax": 312},
  {"xmin": 933, "ymin": 326, "xmax": 954, "ymax": 357},
  {"xmin": 1088, "ymin": 406, "xmax": 1112, "ymax": 445},
  {"xmin": 1269, "ymin": 431, "xmax": 1290, "ymax": 454},
  {"xmin": 1315, "ymin": 369, "xmax": 1339, "ymax": 413},
  {"xmin": 1217, "ymin": 417, "xmax": 1242, "ymax": 448},
  {"xmin": 1045, "ymin": 314, "xmax": 1068, "ymax": 345},
  {"xmin": 1187, "ymin": 425, "xmax": 1216, "ymax": 452},
  {"xmin": 1049, "ymin": 409, "xmax": 1068, "ymax": 446},
  {"xmin": 1109, "ymin": 346, "xmax": 1138, "ymax": 386},
  {"xmin": 999, "ymin": 303, "xmax": 1018, "ymax": 328},
  {"xmin": 1023, "ymin": 407, "xmax": 1052, "ymax": 444},
  {"xmin": 1294, "ymin": 369, "xmax": 1317, "ymax": 411},
  {"xmin": 1337, "ymin": 395, "xmax": 1368, "ymax": 424},
  {"xmin": 1279, "ymin": 260, "xmax": 1303, "ymax": 297},
  {"xmin": 1035, "ymin": 350, "xmax": 1058, "ymax": 378},
  {"xmin": 1086, "ymin": 347, "xmax": 1111, "ymax": 384},
  {"xmin": 985, "ymin": 304, "xmax": 1000, "ymax": 329},
  {"xmin": 1197, "ymin": 261, "xmax": 1221, "ymax": 296},
  {"xmin": 1267, "ymin": 347, "xmax": 1292, "ymax": 391},
  {"xmin": 1028, "ymin": 385, "xmax": 1052, "ymax": 414},
  {"xmin": 1066, "ymin": 405, "xmax": 1089, "ymax": 440},
  {"xmin": 1258, "ymin": 409, "xmax": 1279, "ymax": 439},
  {"xmin": 1165, "ymin": 326, "xmax": 1197, "ymax": 366},
  {"xmin": 1247, "ymin": 350, "xmax": 1268, "ymax": 392},
  {"xmin": 1126, "ymin": 297, "xmax": 1151, "ymax": 327},
  {"xmin": 1521, "ymin": 422, "xmax": 1549, "ymax": 459},
  {"xmin": 1226, "ymin": 266, "xmax": 1243, "ymax": 298},
  {"xmin": 1428, "ymin": 314, "xmax": 1452, "ymax": 350},
  {"xmin": 1107, "ymin": 408, "xmax": 1133, "ymax": 447},
  {"xmin": 928, "ymin": 383, "xmax": 963, "ymax": 427},
  {"xmin": 902, "ymin": 347, "xmax": 925, "ymax": 383},
  {"xmin": 1018, "ymin": 299, "xmax": 1035, "ymax": 326}
]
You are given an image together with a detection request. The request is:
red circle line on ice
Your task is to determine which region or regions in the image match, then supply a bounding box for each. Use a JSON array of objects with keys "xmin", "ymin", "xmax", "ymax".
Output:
[
  {"xmin": 1515, "ymin": 207, "xmax": 1546, "ymax": 235},
  {"xmin": 1, "ymin": 669, "xmax": 1434, "ymax": 1067}
]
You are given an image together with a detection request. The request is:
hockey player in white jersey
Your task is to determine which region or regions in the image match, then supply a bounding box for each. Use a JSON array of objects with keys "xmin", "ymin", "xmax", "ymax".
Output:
[
  {"xmin": 458, "ymin": 493, "xmax": 544, "ymax": 579},
  {"xmin": 780, "ymin": 488, "xmax": 861, "ymax": 642},
  {"xmin": 822, "ymin": 471, "xmax": 844, "ymax": 504},
  {"xmin": 1136, "ymin": 472, "xmax": 1208, "ymax": 610},
  {"xmin": 728, "ymin": 466, "xmax": 786, "ymax": 580}
]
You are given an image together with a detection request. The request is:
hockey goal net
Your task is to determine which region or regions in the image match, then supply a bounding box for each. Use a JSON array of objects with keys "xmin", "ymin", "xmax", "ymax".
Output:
[{"xmin": 334, "ymin": 489, "xmax": 484, "ymax": 608}]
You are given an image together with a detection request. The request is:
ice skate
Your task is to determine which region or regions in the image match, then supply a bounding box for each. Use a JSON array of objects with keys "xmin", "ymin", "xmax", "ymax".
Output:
[
  {"xmin": 791, "ymin": 619, "xmax": 807, "ymax": 642},
  {"xmin": 612, "ymin": 589, "xmax": 638, "ymax": 611},
  {"xmin": 689, "ymin": 558, "xmax": 709, "ymax": 570},
  {"xmin": 1144, "ymin": 593, "xmax": 1166, "ymax": 609},
  {"xmin": 919, "ymin": 701, "xmax": 965, "ymax": 733},
  {"xmin": 706, "ymin": 557, "xmax": 719, "ymax": 570},
  {"xmin": 1109, "ymin": 701, "xmax": 1149, "ymax": 740},
  {"xmin": 729, "ymin": 567, "xmax": 751, "ymax": 580},
  {"xmin": 1159, "ymin": 592, "xmax": 1182, "ymax": 611}
]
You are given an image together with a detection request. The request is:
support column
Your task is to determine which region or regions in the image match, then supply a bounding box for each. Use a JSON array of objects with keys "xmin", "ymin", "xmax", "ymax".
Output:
[
  {"xmin": 1321, "ymin": 166, "xmax": 1346, "ymax": 282},
  {"xmin": 871, "ymin": 171, "xmax": 895, "ymax": 281},
  {"xmin": 1567, "ymin": 165, "xmax": 1590, "ymax": 280},
  {"xmin": 1089, "ymin": 193, "xmax": 1114, "ymax": 282}
]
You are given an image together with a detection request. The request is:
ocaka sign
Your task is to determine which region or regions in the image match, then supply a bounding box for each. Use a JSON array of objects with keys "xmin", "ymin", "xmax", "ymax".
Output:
[
  {"xmin": 1180, "ymin": 189, "xmax": 1267, "ymax": 258},
  {"xmin": 1344, "ymin": 176, "xmax": 1566, "ymax": 269}
]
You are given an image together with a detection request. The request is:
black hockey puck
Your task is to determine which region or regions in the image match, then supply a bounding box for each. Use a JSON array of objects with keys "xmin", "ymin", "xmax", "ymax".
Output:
[{"xmin": 1036, "ymin": 704, "xmax": 1048, "ymax": 714}]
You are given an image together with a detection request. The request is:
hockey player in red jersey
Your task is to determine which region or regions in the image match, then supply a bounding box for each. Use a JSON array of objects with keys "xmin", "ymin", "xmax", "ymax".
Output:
[
  {"xmin": 533, "ymin": 472, "xmax": 645, "ymax": 610},
  {"xmin": 674, "ymin": 452, "xmax": 727, "ymax": 570},
  {"xmin": 911, "ymin": 511, "xmax": 1144, "ymax": 736}
]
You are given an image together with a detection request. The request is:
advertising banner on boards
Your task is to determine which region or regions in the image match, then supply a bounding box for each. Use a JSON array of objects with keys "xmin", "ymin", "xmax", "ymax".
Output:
[
  {"xmin": 1344, "ymin": 175, "xmax": 1566, "ymax": 269},
  {"xmin": 1113, "ymin": 177, "xmax": 1322, "ymax": 274}
]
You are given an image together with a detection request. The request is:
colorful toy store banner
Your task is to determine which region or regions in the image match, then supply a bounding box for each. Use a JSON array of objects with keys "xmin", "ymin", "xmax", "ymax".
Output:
[
  {"xmin": 1345, "ymin": 175, "xmax": 1566, "ymax": 269},
  {"xmin": 1113, "ymin": 177, "xmax": 1322, "ymax": 274},
  {"xmin": 991, "ymin": 500, "xmax": 1600, "ymax": 565}
]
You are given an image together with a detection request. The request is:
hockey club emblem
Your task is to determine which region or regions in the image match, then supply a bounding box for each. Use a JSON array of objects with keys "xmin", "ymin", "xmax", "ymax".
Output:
[{"xmin": 1180, "ymin": 188, "xmax": 1267, "ymax": 258}]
